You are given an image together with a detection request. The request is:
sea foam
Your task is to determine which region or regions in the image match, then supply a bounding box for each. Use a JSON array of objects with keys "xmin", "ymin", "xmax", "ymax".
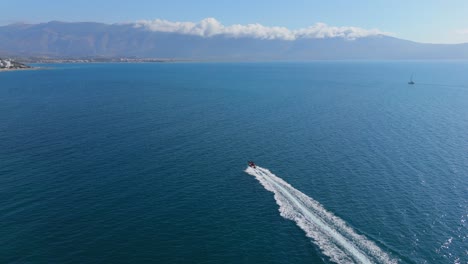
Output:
[{"xmin": 246, "ymin": 166, "xmax": 397, "ymax": 264}]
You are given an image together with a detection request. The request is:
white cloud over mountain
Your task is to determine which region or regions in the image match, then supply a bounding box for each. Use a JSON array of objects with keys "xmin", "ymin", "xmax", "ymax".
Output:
[
  {"xmin": 134, "ymin": 18, "xmax": 390, "ymax": 40},
  {"xmin": 455, "ymin": 29, "xmax": 468, "ymax": 35}
]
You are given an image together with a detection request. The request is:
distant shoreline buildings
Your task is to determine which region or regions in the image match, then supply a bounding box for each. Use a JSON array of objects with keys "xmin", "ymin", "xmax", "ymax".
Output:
[
  {"xmin": 18, "ymin": 57, "xmax": 177, "ymax": 63},
  {"xmin": 0, "ymin": 58, "xmax": 32, "ymax": 69}
]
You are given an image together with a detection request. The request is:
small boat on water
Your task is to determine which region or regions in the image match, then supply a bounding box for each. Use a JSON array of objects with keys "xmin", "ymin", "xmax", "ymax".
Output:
[
  {"xmin": 248, "ymin": 161, "xmax": 256, "ymax": 168},
  {"xmin": 408, "ymin": 74, "xmax": 415, "ymax": 85}
]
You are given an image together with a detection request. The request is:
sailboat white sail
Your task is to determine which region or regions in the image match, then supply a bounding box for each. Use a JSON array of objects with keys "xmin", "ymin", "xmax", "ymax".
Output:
[{"xmin": 408, "ymin": 74, "xmax": 415, "ymax": 85}]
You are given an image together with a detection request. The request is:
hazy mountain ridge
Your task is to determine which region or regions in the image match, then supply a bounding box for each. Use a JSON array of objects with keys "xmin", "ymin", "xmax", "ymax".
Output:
[{"xmin": 1, "ymin": 21, "xmax": 468, "ymax": 60}]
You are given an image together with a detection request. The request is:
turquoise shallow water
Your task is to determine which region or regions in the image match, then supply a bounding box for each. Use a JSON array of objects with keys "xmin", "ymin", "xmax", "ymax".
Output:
[{"xmin": 0, "ymin": 62, "xmax": 467, "ymax": 263}]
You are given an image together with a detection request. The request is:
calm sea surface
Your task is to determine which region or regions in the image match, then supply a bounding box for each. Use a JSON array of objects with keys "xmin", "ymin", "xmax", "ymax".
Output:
[{"xmin": 0, "ymin": 62, "xmax": 467, "ymax": 263}]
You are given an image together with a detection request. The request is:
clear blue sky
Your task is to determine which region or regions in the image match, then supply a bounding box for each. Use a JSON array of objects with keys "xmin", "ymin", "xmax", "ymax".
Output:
[{"xmin": 3, "ymin": 0, "xmax": 468, "ymax": 43}]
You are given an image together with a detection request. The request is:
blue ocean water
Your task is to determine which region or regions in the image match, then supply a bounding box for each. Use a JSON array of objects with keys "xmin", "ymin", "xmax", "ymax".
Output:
[{"xmin": 0, "ymin": 62, "xmax": 467, "ymax": 264}]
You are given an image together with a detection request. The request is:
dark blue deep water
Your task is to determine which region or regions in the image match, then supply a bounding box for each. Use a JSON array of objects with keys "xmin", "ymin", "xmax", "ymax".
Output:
[{"xmin": 1, "ymin": 62, "xmax": 467, "ymax": 263}]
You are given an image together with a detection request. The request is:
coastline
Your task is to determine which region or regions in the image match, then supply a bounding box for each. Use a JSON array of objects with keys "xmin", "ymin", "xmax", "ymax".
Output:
[{"xmin": 0, "ymin": 67, "xmax": 45, "ymax": 72}]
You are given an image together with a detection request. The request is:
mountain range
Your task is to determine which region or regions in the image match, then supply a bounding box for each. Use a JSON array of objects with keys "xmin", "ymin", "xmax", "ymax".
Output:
[{"xmin": 1, "ymin": 21, "xmax": 468, "ymax": 60}]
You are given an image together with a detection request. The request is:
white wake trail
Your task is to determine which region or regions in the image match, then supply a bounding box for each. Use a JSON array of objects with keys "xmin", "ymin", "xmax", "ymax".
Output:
[{"xmin": 246, "ymin": 166, "xmax": 397, "ymax": 264}]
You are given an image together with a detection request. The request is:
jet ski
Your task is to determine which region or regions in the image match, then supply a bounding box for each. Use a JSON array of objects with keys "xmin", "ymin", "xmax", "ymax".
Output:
[{"xmin": 248, "ymin": 161, "xmax": 256, "ymax": 168}]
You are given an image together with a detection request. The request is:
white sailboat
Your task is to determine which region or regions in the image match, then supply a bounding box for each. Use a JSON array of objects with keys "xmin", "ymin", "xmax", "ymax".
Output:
[{"xmin": 408, "ymin": 74, "xmax": 415, "ymax": 85}]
